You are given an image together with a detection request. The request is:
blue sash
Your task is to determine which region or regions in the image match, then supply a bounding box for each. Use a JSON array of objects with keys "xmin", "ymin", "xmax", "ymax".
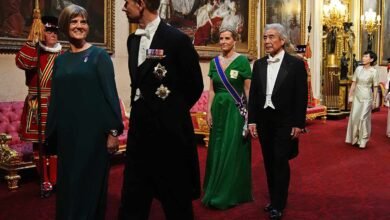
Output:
[{"xmin": 213, "ymin": 56, "xmax": 247, "ymax": 118}]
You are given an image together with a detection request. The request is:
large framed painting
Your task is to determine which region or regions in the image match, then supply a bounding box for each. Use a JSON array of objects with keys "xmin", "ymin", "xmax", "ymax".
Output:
[
  {"xmin": 360, "ymin": 0, "xmax": 380, "ymax": 58},
  {"xmin": 160, "ymin": 0, "xmax": 257, "ymax": 60},
  {"xmin": 379, "ymin": 0, "xmax": 390, "ymax": 65},
  {"xmin": 0, "ymin": 0, "xmax": 114, "ymax": 53},
  {"xmin": 261, "ymin": 0, "xmax": 306, "ymax": 53}
]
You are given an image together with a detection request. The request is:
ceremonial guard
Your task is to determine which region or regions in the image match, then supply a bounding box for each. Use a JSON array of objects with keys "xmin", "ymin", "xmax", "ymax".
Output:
[{"xmin": 15, "ymin": 15, "xmax": 62, "ymax": 195}]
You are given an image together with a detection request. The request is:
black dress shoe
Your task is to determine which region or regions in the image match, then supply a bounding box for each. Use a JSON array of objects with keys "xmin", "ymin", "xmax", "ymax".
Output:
[
  {"xmin": 269, "ymin": 209, "xmax": 282, "ymax": 220},
  {"xmin": 264, "ymin": 203, "xmax": 273, "ymax": 212}
]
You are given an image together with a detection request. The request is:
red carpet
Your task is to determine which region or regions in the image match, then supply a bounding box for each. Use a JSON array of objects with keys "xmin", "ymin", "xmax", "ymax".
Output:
[{"xmin": 1, "ymin": 108, "xmax": 390, "ymax": 220}]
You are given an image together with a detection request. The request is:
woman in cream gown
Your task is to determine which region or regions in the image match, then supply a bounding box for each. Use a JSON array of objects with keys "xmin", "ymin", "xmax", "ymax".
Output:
[
  {"xmin": 345, "ymin": 51, "xmax": 379, "ymax": 148},
  {"xmin": 386, "ymin": 66, "xmax": 390, "ymax": 138}
]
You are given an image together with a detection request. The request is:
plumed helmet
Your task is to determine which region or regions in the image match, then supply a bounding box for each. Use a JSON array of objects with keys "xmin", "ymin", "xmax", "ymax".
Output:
[{"xmin": 41, "ymin": 16, "xmax": 59, "ymax": 31}]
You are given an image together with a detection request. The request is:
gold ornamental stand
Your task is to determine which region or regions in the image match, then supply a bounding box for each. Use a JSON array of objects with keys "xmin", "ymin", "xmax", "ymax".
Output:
[{"xmin": 323, "ymin": 54, "xmax": 346, "ymax": 119}]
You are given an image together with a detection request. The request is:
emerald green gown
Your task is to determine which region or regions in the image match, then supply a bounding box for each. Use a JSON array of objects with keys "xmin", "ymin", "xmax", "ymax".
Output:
[
  {"xmin": 46, "ymin": 46, "xmax": 123, "ymax": 220},
  {"xmin": 202, "ymin": 54, "xmax": 252, "ymax": 209}
]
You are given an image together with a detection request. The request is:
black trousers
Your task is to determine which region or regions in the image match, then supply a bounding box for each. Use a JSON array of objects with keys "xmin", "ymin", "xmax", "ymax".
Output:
[
  {"xmin": 257, "ymin": 108, "xmax": 292, "ymax": 211},
  {"xmin": 118, "ymin": 149, "xmax": 194, "ymax": 220}
]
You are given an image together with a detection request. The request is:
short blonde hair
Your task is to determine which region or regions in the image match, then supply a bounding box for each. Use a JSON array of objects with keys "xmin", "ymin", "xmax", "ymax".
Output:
[{"xmin": 58, "ymin": 4, "xmax": 88, "ymax": 36}]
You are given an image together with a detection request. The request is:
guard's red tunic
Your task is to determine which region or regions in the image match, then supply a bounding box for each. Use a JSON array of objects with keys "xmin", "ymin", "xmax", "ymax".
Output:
[{"xmin": 15, "ymin": 42, "xmax": 62, "ymax": 142}]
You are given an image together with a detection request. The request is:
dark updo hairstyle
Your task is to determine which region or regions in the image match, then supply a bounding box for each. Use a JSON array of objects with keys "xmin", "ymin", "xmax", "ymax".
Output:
[{"xmin": 363, "ymin": 50, "xmax": 377, "ymax": 66}]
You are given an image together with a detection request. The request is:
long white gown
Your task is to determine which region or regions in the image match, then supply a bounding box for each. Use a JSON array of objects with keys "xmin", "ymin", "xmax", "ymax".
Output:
[
  {"xmin": 345, "ymin": 66, "xmax": 379, "ymax": 147},
  {"xmin": 386, "ymin": 70, "xmax": 390, "ymax": 137}
]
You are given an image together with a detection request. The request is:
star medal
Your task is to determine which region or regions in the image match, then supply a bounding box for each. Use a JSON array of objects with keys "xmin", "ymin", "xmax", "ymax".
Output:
[
  {"xmin": 153, "ymin": 63, "xmax": 167, "ymax": 80},
  {"xmin": 155, "ymin": 84, "xmax": 170, "ymax": 100}
]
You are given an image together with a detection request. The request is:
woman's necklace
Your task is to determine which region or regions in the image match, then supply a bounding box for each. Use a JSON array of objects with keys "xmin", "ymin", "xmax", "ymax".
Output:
[{"xmin": 220, "ymin": 52, "xmax": 238, "ymax": 66}]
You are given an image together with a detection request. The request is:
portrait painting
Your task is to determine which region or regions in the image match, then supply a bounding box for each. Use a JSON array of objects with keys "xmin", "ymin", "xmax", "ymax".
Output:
[
  {"xmin": 0, "ymin": 0, "xmax": 114, "ymax": 53},
  {"xmin": 159, "ymin": 0, "xmax": 257, "ymax": 59},
  {"xmin": 263, "ymin": 0, "xmax": 306, "ymax": 49}
]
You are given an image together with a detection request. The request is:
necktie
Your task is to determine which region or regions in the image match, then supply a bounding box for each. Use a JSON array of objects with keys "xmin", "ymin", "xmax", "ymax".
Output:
[
  {"xmin": 134, "ymin": 29, "xmax": 150, "ymax": 39},
  {"xmin": 267, "ymin": 57, "xmax": 280, "ymax": 64}
]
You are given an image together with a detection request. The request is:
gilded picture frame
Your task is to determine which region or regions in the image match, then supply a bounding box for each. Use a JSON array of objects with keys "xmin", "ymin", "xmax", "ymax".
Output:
[
  {"xmin": 0, "ymin": 0, "xmax": 114, "ymax": 54},
  {"xmin": 379, "ymin": 0, "xmax": 390, "ymax": 65},
  {"xmin": 260, "ymin": 0, "xmax": 306, "ymax": 55},
  {"xmin": 153, "ymin": 0, "xmax": 257, "ymax": 60}
]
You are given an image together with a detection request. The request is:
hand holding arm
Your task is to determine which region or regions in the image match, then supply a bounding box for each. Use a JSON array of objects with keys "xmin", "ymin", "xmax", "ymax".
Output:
[
  {"xmin": 348, "ymin": 81, "xmax": 356, "ymax": 103},
  {"xmin": 249, "ymin": 124, "xmax": 258, "ymax": 138},
  {"xmin": 107, "ymin": 134, "xmax": 119, "ymax": 154},
  {"xmin": 291, "ymin": 127, "xmax": 304, "ymax": 139}
]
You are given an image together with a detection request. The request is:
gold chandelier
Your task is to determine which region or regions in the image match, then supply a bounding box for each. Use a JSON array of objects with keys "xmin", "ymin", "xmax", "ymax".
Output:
[
  {"xmin": 361, "ymin": 8, "xmax": 381, "ymax": 35},
  {"xmin": 323, "ymin": 0, "xmax": 347, "ymax": 29}
]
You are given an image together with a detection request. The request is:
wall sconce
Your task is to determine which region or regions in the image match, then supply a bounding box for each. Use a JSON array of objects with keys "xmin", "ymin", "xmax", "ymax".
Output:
[{"xmin": 361, "ymin": 8, "xmax": 381, "ymax": 51}]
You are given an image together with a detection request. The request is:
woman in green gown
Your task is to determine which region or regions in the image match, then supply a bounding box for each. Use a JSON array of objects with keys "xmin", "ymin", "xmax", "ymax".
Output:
[
  {"xmin": 202, "ymin": 27, "xmax": 252, "ymax": 209},
  {"xmin": 46, "ymin": 5, "xmax": 123, "ymax": 219}
]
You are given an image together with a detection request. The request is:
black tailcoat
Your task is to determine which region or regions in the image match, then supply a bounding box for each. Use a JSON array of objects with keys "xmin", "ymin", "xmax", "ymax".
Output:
[
  {"xmin": 248, "ymin": 52, "xmax": 308, "ymax": 210},
  {"xmin": 120, "ymin": 21, "xmax": 204, "ymax": 218}
]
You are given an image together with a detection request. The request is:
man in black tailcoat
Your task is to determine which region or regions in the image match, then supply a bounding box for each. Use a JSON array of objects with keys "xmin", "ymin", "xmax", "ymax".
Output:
[
  {"xmin": 118, "ymin": 0, "xmax": 204, "ymax": 219},
  {"xmin": 248, "ymin": 23, "xmax": 308, "ymax": 220}
]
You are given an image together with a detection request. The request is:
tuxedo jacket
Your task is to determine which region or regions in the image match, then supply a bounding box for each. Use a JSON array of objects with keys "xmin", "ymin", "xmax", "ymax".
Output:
[
  {"xmin": 126, "ymin": 21, "xmax": 204, "ymax": 199},
  {"xmin": 248, "ymin": 52, "xmax": 308, "ymax": 139}
]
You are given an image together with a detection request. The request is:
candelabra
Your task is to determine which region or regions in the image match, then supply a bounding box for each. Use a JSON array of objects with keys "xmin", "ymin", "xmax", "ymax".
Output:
[
  {"xmin": 361, "ymin": 8, "xmax": 381, "ymax": 51},
  {"xmin": 322, "ymin": 0, "xmax": 348, "ymax": 55},
  {"xmin": 323, "ymin": 0, "xmax": 347, "ymax": 30}
]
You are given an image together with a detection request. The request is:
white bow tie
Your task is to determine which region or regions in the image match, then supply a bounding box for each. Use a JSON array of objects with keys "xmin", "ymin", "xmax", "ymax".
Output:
[
  {"xmin": 134, "ymin": 29, "xmax": 150, "ymax": 39},
  {"xmin": 267, "ymin": 57, "xmax": 280, "ymax": 64}
]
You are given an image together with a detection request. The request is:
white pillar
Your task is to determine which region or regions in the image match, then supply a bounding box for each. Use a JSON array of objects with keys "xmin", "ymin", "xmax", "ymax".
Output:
[{"xmin": 308, "ymin": 0, "xmax": 323, "ymax": 100}]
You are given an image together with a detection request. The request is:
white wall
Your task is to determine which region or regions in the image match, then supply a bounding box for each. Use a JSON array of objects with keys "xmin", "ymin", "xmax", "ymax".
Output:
[{"xmin": 0, "ymin": 55, "xmax": 25, "ymax": 101}]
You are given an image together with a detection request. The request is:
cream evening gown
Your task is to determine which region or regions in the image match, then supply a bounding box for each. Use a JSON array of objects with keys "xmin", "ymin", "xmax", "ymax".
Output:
[{"xmin": 345, "ymin": 66, "xmax": 379, "ymax": 147}]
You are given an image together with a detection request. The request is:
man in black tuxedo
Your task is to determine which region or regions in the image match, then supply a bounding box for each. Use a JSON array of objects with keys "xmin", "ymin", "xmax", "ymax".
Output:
[
  {"xmin": 118, "ymin": 0, "xmax": 204, "ymax": 219},
  {"xmin": 248, "ymin": 23, "xmax": 308, "ymax": 220}
]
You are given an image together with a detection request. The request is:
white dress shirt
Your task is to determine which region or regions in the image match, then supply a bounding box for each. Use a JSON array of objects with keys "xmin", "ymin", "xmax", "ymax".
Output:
[
  {"xmin": 137, "ymin": 17, "xmax": 161, "ymax": 66},
  {"xmin": 264, "ymin": 50, "xmax": 285, "ymax": 109}
]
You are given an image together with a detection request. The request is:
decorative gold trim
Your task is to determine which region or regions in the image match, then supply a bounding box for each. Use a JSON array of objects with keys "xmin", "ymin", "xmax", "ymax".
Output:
[
  {"xmin": 306, "ymin": 106, "xmax": 327, "ymax": 121},
  {"xmin": 191, "ymin": 112, "xmax": 210, "ymax": 147},
  {"xmin": 5, "ymin": 171, "xmax": 21, "ymax": 190},
  {"xmin": 0, "ymin": 134, "xmax": 20, "ymax": 164},
  {"xmin": 260, "ymin": 0, "xmax": 306, "ymax": 56},
  {"xmin": 339, "ymin": 86, "xmax": 346, "ymax": 109},
  {"xmin": 0, "ymin": 133, "xmax": 36, "ymax": 190}
]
